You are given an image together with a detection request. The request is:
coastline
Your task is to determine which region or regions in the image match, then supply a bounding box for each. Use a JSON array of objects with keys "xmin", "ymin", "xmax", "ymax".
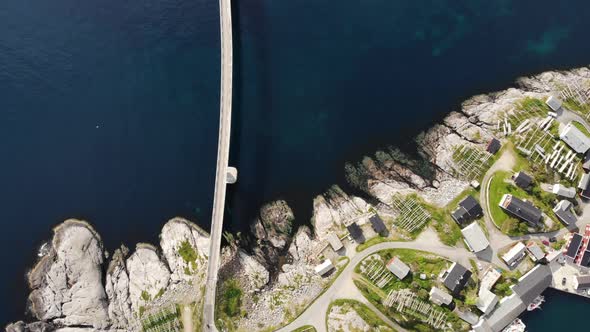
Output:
[{"xmin": 8, "ymin": 65, "xmax": 590, "ymax": 331}]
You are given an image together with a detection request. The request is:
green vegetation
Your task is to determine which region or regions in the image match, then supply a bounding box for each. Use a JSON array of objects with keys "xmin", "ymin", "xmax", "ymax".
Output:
[
  {"xmin": 178, "ymin": 240, "xmax": 199, "ymax": 264},
  {"xmin": 216, "ymin": 278, "xmax": 244, "ymax": 331},
  {"xmin": 427, "ymin": 188, "xmax": 479, "ymax": 246},
  {"xmin": 488, "ymin": 170, "xmax": 557, "ymax": 236},
  {"xmin": 492, "ymin": 270, "xmax": 522, "ymax": 297},
  {"xmin": 327, "ymin": 299, "xmax": 397, "ymax": 332},
  {"xmin": 563, "ymin": 97, "xmax": 590, "ymax": 116},
  {"xmin": 572, "ymin": 120, "xmax": 590, "ymax": 137},
  {"xmin": 141, "ymin": 290, "xmax": 151, "ymax": 302},
  {"xmin": 451, "ymin": 146, "xmax": 494, "ymax": 181},
  {"xmin": 551, "ymin": 237, "xmax": 566, "ymax": 250},
  {"xmin": 517, "ymin": 97, "xmax": 550, "ymax": 113}
]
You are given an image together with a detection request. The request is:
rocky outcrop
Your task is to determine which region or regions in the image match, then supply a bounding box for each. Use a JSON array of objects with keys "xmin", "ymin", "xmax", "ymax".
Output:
[
  {"xmin": 27, "ymin": 219, "xmax": 109, "ymax": 329},
  {"xmin": 8, "ymin": 217, "xmax": 210, "ymax": 331},
  {"xmin": 104, "ymin": 246, "xmax": 132, "ymax": 328},
  {"xmin": 160, "ymin": 217, "xmax": 210, "ymax": 283},
  {"xmin": 249, "ymin": 200, "xmax": 295, "ymax": 268},
  {"xmin": 126, "ymin": 244, "xmax": 171, "ymax": 313},
  {"xmin": 312, "ymin": 185, "xmax": 372, "ymax": 240}
]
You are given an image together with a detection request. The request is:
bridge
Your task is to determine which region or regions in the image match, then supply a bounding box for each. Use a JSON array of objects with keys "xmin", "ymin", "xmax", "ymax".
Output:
[{"xmin": 202, "ymin": 0, "xmax": 234, "ymax": 330}]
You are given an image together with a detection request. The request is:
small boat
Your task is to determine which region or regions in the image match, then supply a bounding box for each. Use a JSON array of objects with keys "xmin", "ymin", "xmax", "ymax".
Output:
[
  {"xmin": 527, "ymin": 295, "xmax": 545, "ymax": 311},
  {"xmin": 502, "ymin": 318, "xmax": 526, "ymax": 332}
]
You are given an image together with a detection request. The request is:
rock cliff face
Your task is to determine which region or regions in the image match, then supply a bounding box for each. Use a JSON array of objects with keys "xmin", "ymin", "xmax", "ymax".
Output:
[
  {"xmin": 27, "ymin": 219, "xmax": 109, "ymax": 329},
  {"xmin": 249, "ymin": 200, "xmax": 294, "ymax": 268},
  {"xmin": 7, "ymin": 217, "xmax": 209, "ymax": 332}
]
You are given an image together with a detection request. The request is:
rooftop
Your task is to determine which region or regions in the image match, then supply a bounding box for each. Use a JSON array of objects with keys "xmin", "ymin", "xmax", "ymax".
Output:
[
  {"xmin": 442, "ymin": 262, "xmax": 472, "ymax": 295},
  {"xmin": 546, "ymin": 96, "xmax": 562, "ymax": 112},
  {"xmin": 560, "ymin": 122, "xmax": 590, "ymax": 154},
  {"xmin": 461, "ymin": 222, "xmax": 490, "ymax": 253},
  {"xmin": 369, "ymin": 214, "xmax": 387, "ymax": 234},
  {"xmin": 386, "ymin": 256, "xmax": 410, "ymax": 280},
  {"xmin": 513, "ymin": 171, "xmax": 532, "ymax": 189},
  {"xmin": 566, "ymin": 233, "xmax": 583, "ymax": 259},
  {"xmin": 499, "ymin": 194, "xmax": 542, "ymax": 225},
  {"xmin": 511, "ymin": 264, "xmax": 552, "ymax": 305},
  {"xmin": 553, "ymin": 200, "xmax": 577, "ymax": 225}
]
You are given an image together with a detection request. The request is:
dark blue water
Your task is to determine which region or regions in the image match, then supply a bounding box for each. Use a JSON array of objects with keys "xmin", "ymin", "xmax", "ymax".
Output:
[
  {"xmin": 2, "ymin": 0, "xmax": 590, "ymax": 327},
  {"xmin": 520, "ymin": 288, "xmax": 590, "ymax": 331}
]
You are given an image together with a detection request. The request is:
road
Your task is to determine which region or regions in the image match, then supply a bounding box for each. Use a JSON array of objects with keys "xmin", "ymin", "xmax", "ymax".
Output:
[
  {"xmin": 277, "ymin": 229, "xmax": 476, "ymax": 332},
  {"xmin": 202, "ymin": 0, "xmax": 233, "ymax": 330}
]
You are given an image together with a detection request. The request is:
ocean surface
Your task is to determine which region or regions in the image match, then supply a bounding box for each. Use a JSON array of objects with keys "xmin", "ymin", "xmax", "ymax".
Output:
[{"xmin": 2, "ymin": 0, "xmax": 590, "ymax": 328}]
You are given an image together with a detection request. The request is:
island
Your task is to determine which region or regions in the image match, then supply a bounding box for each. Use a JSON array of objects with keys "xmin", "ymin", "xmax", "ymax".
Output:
[{"xmin": 7, "ymin": 66, "xmax": 590, "ymax": 332}]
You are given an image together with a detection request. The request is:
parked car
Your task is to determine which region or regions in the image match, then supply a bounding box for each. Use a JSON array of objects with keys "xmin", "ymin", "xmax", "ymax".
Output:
[
  {"xmin": 542, "ymin": 240, "xmax": 550, "ymax": 246},
  {"xmin": 549, "ymin": 237, "xmax": 557, "ymax": 243}
]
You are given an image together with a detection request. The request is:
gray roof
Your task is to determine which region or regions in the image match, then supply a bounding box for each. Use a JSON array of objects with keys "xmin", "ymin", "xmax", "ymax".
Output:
[
  {"xmin": 386, "ymin": 257, "xmax": 410, "ymax": 280},
  {"xmin": 560, "ymin": 122, "xmax": 590, "ymax": 154},
  {"xmin": 526, "ymin": 243, "xmax": 546, "ymax": 261},
  {"xmin": 483, "ymin": 294, "xmax": 526, "ymax": 332},
  {"xmin": 579, "ymin": 173, "xmax": 590, "ymax": 190},
  {"xmin": 511, "ymin": 264, "xmax": 552, "ymax": 305},
  {"xmin": 553, "ymin": 200, "xmax": 577, "ymax": 225},
  {"xmin": 566, "ymin": 233, "xmax": 583, "ymax": 258},
  {"xmin": 369, "ymin": 215, "xmax": 387, "ymax": 233},
  {"xmin": 487, "ymin": 138, "xmax": 502, "ymax": 154},
  {"xmin": 584, "ymin": 153, "xmax": 590, "ymax": 171},
  {"xmin": 575, "ymin": 275, "xmax": 590, "ymax": 289},
  {"xmin": 500, "ymin": 195, "xmax": 542, "ymax": 225},
  {"xmin": 513, "ymin": 171, "xmax": 532, "ymax": 188},
  {"xmin": 546, "ymin": 96, "xmax": 562, "ymax": 111}
]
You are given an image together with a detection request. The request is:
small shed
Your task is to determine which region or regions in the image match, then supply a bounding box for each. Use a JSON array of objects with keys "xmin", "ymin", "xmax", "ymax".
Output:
[
  {"xmin": 526, "ymin": 242, "xmax": 545, "ymax": 262},
  {"xmin": 314, "ymin": 259, "xmax": 334, "ymax": 276},
  {"xmin": 553, "ymin": 200, "xmax": 577, "ymax": 225},
  {"xmin": 545, "ymin": 96, "xmax": 562, "ymax": 112},
  {"xmin": 326, "ymin": 233, "xmax": 343, "ymax": 251},
  {"xmin": 552, "ymin": 184, "xmax": 576, "ymax": 198},
  {"xmin": 502, "ymin": 242, "xmax": 526, "ymax": 266},
  {"xmin": 386, "ymin": 256, "xmax": 410, "ymax": 280},
  {"xmin": 369, "ymin": 214, "xmax": 387, "ymax": 234},
  {"xmin": 512, "ymin": 171, "xmax": 533, "ymax": 189},
  {"xmin": 486, "ymin": 138, "xmax": 502, "ymax": 154},
  {"xmin": 574, "ymin": 275, "xmax": 590, "ymax": 290},
  {"xmin": 429, "ymin": 287, "xmax": 453, "ymax": 306}
]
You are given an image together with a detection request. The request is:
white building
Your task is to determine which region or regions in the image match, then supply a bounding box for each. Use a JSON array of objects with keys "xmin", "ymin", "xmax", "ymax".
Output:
[
  {"xmin": 545, "ymin": 96, "xmax": 562, "ymax": 112},
  {"xmin": 429, "ymin": 286, "xmax": 453, "ymax": 306},
  {"xmin": 386, "ymin": 256, "xmax": 410, "ymax": 280},
  {"xmin": 461, "ymin": 222, "xmax": 490, "ymax": 253},
  {"xmin": 560, "ymin": 122, "xmax": 590, "ymax": 154},
  {"xmin": 326, "ymin": 233, "xmax": 343, "ymax": 251},
  {"xmin": 552, "ymin": 184, "xmax": 576, "ymax": 198},
  {"xmin": 314, "ymin": 259, "xmax": 334, "ymax": 276},
  {"xmin": 476, "ymin": 288, "xmax": 499, "ymax": 314},
  {"xmin": 502, "ymin": 242, "xmax": 526, "ymax": 267}
]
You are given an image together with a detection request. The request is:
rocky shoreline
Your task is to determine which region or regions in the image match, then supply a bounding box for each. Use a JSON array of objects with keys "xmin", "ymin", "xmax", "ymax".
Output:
[{"xmin": 7, "ymin": 65, "xmax": 590, "ymax": 331}]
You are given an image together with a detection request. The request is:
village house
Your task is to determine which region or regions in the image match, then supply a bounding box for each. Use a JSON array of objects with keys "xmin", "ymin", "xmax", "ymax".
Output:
[
  {"xmin": 451, "ymin": 195, "xmax": 483, "ymax": 226},
  {"xmin": 346, "ymin": 222, "xmax": 365, "ymax": 244},
  {"xmin": 552, "ymin": 184, "xmax": 576, "ymax": 198},
  {"xmin": 442, "ymin": 262, "xmax": 472, "ymax": 295},
  {"xmin": 578, "ymin": 173, "xmax": 590, "ymax": 190},
  {"xmin": 386, "ymin": 256, "xmax": 410, "ymax": 280},
  {"xmin": 499, "ymin": 194, "xmax": 542, "ymax": 226},
  {"xmin": 368, "ymin": 214, "xmax": 387, "ymax": 234},
  {"xmin": 502, "ymin": 242, "xmax": 526, "ymax": 267},
  {"xmin": 574, "ymin": 275, "xmax": 590, "ymax": 291},
  {"xmin": 559, "ymin": 122, "xmax": 590, "ymax": 154},
  {"xmin": 326, "ymin": 233, "xmax": 343, "ymax": 251},
  {"xmin": 526, "ymin": 242, "xmax": 545, "ymax": 262},
  {"xmin": 486, "ymin": 138, "xmax": 502, "ymax": 154},
  {"xmin": 461, "ymin": 222, "xmax": 490, "ymax": 253},
  {"xmin": 553, "ymin": 200, "xmax": 577, "ymax": 225},
  {"xmin": 512, "ymin": 171, "xmax": 532, "ymax": 189},
  {"xmin": 545, "ymin": 96, "xmax": 562, "ymax": 112},
  {"xmin": 565, "ymin": 233, "xmax": 583, "ymax": 261},
  {"xmin": 476, "ymin": 288, "xmax": 499, "ymax": 315},
  {"xmin": 429, "ymin": 286, "xmax": 453, "ymax": 306}
]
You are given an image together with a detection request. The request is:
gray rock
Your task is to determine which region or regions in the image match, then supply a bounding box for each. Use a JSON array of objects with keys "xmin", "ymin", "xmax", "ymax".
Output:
[
  {"xmin": 126, "ymin": 244, "xmax": 170, "ymax": 314},
  {"xmin": 104, "ymin": 246, "xmax": 132, "ymax": 328}
]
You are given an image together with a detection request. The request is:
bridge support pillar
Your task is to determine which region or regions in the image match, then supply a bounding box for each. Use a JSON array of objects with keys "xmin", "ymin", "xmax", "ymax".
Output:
[{"xmin": 226, "ymin": 167, "xmax": 238, "ymax": 184}]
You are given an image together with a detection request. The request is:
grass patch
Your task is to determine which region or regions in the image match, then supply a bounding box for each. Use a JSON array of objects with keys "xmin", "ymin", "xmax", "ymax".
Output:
[
  {"xmin": 356, "ymin": 235, "xmax": 393, "ymax": 252},
  {"xmin": 572, "ymin": 120, "xmax": 590, "ymax": 137},
  {"xmin": 426, "ymin": 188, "xmax": 479, "ymax": 246},
  {"xmin": 492, "ymin": 269, "xmax": 522, "ymax": 298},
  {"xmin": 140, "ymin": 305, "xmax": 181, "ymax": 332},
  {"xmin": 327, "ymin": 299, "xmax": 397, "ymax": 332},
  {"xmin": 563, "ymin": 97, "xmax": 590, "ymax": 116},
  {"xmin": 216, "ymin": 279, "xmax": 243, "ymax": 331},
  {"xmin": 291, "ymin": 326, "xmax": 316, "ymax": 332}
]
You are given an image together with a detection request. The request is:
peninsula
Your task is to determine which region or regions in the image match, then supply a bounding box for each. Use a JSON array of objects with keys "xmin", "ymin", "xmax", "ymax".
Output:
[{"xmin": 7, "ymin": 67, "xmax": 590, "ymax": 332}]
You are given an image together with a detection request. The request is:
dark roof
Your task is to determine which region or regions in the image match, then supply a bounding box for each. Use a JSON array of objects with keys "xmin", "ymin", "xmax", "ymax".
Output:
[
  {"xmin": 580, "ymin": 250, "xmax": 590, "ymax": 267},
  {"xmin": 513, "ymin": 171, "xmax": 533, "ymax": 188},
  {"xmin": 459, "ymin": 196, "xmax": 483, "ymax": 217},
  {"xmin": 443, "ymin": 262, "xmax": 472, "ymax": 295},
  {"xmin": 346, "ymin": 223, "xmax": 364, "ymax": 242},
  {"xmin": 369, "ymin": 215, "xmax": 387, "ymax": 233},
  {"xmin": 553, "ymin": 201, "xmax": 577, "ymax": 225},
  {"xmin": 584, "ymin": 152, "xmax": 590, "ymax": 171},
  {"xmin": 451, "ymin": 207, "xmax": 469, "ymax": 225},
  {"xmin": 582, "ymin": 188, "xmax": 590, "ymax": 199},
  {"xmin": 487, "ymin": 138, "xmax": 502, "ymax": 154},
  {"xmin": 512, "ymin": 265, "xmax": 552, "ymax": 305},
  {"xmin": 501, "ymin": 195, "xmax": 542, "ymax": 225},
  {"xmin": 566, "ymin": 233, "xmax": 583, "ymax": 259}
]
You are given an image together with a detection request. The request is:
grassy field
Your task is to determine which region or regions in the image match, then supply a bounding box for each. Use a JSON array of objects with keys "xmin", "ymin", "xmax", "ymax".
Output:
[
  {"xmin": 427, "ymin": 188, "xmax": 479, "ymax": 246},
  {"xmin": 291, "ymin": 325, "xmax": 316, "ymax": 332},
  {"xmin": 487, "ymin": 170, "xmax": 558, "ymax": 235},
  {"xmin": 326, "ymin": 299, "xmax": 396, "ymax": 332},
  {"xmin": 572, "ymin": 120, "xmax": 590, "ymax": 137}
]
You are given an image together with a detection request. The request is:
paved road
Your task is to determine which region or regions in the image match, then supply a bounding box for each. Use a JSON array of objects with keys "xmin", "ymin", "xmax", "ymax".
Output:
[
  {"xmin": 556, "ymin": 107, "xmax": 590, "ymax": 132},
  {"xmin": 202, "ymin": 0, "xmax": 233, "ymax": 330},
  {"xmin": 276, "ymin": 229, "xmax": 476, "ymax": 332}
]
